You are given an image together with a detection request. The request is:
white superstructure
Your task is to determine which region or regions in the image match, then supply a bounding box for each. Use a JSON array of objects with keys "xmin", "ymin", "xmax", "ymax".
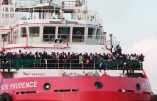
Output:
[
  {"xmin": 0, "ymin": 0, "xmax": 109, "ymax": 52},
  {"xmin": 0, "ymin": 0, "xmax": 144, "ymax": 80}
]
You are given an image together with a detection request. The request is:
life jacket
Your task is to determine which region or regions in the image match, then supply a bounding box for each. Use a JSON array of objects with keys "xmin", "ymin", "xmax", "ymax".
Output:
[
  {"xmin": 79, "ymin": 55, "xmax": 83, "ymax": 64},
  {"xmin": 86, "ymin": 59, "xmax": 90, "ymax": 64}
]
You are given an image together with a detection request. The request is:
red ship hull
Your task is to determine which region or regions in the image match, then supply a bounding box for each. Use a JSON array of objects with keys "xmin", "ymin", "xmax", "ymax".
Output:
[
  {"xmin": 13, "ymin": 91, "xmax": 154, "ymax": 101},
  {"xmin": 0, "ymin": 73, "xmax": 154, "ymax": 101}
]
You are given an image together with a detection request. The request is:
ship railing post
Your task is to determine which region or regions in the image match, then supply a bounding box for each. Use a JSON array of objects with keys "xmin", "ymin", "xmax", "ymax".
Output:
[
  {"xmin": 106, "ymin": 64, "xmax": 107, "ymax": 70},
  {"xmin": 10, "ymin": 60, "xmax": 11, "ymax": 70},
  {"xmin": 70, "ymin": 60, "xmax": 71, "ymax": 69},
  {"xmin": 140, "ymin": 62, "xmax": 143, "ymax": 70},
  {"xmin": 45, "ymin": 59, "xmax": 47, "ymax": 69},
  {"xmin": 94, "ymin": 60, "xmax": 95, "ymax": 70},
  {"xmin": 40, "ymin": 59, "xmax": 42, "ymax": 69},
  {"xmin": 82, "ymin": 61, "xmax": 83, "ymax": 70},
  {"xmin": 58, "ymin": 59, "xmax": 59, "ymax": 69},
  {"xmin": 21, "ymin": 59, "xmax": 23, "ymax": 69},
  {"xmin": 0, "ymin": 59, "xmax": 1, "ymax": 70},
  {"xmin": 82, "ymin": 60, "xmax": 84, "ymax": 70},
  {"xmin": 34, "ymin": 59, "xmax": 35, "ymax": 69},
  {"xmin": 117, "ymin": 64, "xmax": 118, "ymax": 70}
]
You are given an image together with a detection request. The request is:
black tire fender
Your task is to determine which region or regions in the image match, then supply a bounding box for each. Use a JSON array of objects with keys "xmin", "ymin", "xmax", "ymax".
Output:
[{"xmin": 0, "ymin": 93, "xmax": 12, "ymax": 101}]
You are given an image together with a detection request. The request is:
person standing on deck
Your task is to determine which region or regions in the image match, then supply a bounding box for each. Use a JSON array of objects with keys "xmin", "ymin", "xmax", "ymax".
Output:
[{"xmin": 79, "ymin": 53, "xmax": 83, "ymax": 67}]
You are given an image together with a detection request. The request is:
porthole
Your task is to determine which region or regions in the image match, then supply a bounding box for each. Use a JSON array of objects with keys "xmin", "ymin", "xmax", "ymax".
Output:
[
  {"xmin": 94, "ymin": 81, "xmax": 103, "ymax": 89},
  {"xmin": 43, "ymin": 83, "xmax": 51, "ymax": 90}
]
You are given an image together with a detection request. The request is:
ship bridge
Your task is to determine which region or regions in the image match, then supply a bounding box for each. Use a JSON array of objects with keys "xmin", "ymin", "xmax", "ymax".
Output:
[{"xmin": 0, "ymin": 0, "xmax": 104, "ymax": 51}]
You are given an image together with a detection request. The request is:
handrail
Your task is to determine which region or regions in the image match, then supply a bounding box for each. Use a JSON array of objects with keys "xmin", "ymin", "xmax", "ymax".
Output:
[{"xmin": 0, "ymin": 59, "xmax": 143, "ymax": 70}]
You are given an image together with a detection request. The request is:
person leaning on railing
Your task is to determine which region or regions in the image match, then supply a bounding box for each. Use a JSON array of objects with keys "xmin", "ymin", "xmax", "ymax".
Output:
[{"xmin": 0, "ymin": 50, "xmax": 144, "ymax": 70}]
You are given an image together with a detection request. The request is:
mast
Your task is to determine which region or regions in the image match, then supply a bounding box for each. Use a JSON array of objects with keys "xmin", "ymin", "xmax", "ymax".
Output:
[{"xmin": 110, "ymin": 34, "xmax": 113, "ymax": 53}]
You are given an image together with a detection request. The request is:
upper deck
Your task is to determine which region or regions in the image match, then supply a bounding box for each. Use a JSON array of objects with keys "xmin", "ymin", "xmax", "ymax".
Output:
[
  {"xmin": 0, "ymin": 0, "xmax": 106, "ymax": 51},
  {"xmin": 0, "ymin": 0, "xmax": 102, "ymax": 27}
]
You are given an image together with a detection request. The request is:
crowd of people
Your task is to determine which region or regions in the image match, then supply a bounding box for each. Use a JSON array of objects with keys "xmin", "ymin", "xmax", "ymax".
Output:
[{"xmin": 0, "ymin": 50, "xmax": 144, "ymax": 71}]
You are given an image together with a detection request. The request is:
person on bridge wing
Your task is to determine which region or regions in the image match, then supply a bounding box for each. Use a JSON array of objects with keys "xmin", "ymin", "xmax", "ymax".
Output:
[
  {"xmin": 122, "ymin": 63, "xmax": 128, "ymax": 75},
  {"xmin": 122, "ymin": 62, "xmax": 134, "ymax": 76},
  {"xmin": 114, "ymin": 44, "xmax": 122, "ymax": 55}
]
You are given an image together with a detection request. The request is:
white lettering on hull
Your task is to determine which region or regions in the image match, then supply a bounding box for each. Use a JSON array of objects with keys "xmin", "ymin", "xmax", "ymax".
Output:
[{"xmin": 1, "ymin": 81, "xmax": 38, "ymax": 90}]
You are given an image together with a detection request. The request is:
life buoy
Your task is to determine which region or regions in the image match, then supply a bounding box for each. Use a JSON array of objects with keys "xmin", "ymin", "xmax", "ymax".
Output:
[{"xmin": 0, "ymin": 93, "xmax": 12, "ymax": 101}]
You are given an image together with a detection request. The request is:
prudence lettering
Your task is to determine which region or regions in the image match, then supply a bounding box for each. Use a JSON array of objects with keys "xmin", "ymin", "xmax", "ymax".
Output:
[{"xmin": 0, "ymin": 81, "xmax": 38, "ymax": 90}]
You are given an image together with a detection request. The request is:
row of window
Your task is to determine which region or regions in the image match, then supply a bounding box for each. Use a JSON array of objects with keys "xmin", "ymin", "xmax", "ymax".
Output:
[
  {"xmin": 2, "ymin": 7, "xmax": 14, "ymax": 12},
  {"xmin": 2, "ymin": 13, "xmax": 14, "ymax": 18},
  {"xmin": 2, "ymin": 26, "xmax": 103, "ymax": 44},
  {"xmin": 20, "ymin": 26, "xmax": 101, "ymax": 38},
  {"xmin": 9, "ymin": 26, "xmax": 103, "ymax": 43}
]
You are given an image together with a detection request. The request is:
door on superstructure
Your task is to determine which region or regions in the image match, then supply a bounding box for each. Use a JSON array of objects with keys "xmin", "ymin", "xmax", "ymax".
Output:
[
  {"xmin": 12, "ymin": 30, "xmax": 18, "ymax": 44},
  {"xmin": 58, "ymin": 27, "xmax": 70, "ymax": 42},
  {"xmin": 43, "ymin": 26, "xmax": 55, "ymax": 42}
]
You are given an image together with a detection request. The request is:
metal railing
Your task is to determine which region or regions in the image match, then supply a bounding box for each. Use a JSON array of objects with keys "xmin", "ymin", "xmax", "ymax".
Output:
[
  {"xmin": 52, "ymin": 0, "xmax": 86, "ymax": 7},
  {"xmin": 0, "ymin": 59, "xmax": 143, "ymax": 70},
  {"xmin": 14, "ymin": 0, "xmax": 86, "ymax": 7}
]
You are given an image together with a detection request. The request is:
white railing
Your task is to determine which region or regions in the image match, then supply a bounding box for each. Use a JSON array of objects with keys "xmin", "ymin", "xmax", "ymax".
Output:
[{"xmin": 15, "ymin": 0, "xmax": 35, "ymax": 7}]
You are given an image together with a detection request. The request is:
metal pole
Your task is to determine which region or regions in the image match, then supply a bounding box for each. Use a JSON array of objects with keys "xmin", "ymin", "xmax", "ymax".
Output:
[{"xmin": 109, "ymin": 34, "xmax": 113, "ymax": 53}]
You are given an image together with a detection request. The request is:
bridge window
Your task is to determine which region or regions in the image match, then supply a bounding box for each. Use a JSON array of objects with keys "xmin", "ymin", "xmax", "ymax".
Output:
[
  {"xmin": 20, "ymin": 27, "xmax": 27, "ymax": 37},
  {"xmin": 2, "ymin": 33, "xmax": 9, "ymax": 43},
  {"xmin": 10, "ymin": 14, "xmax": 14, "ymax": 18},
  {"xmin": 2, "ymin": 14, "xmax": 4, "ymax": 18},
  {"xmin": 5, "ymin": 14, "xmax": 9, "ymax": 18},
  {"xmin": 13, "ymin": 30, "xmax": 18, "ymax": 44},
  {"xmin": 43, "ymin": 26, "xmax": 55, "ymax": 42},
  {"xmin": 10, "ymin": 8, "xmax": 14, "ymax": 12},
  {"xmin": 88, "ymin": 28, "xmax": 95, "ymax": 38},
  {"xmin": 58, "ymin": 27, "xmax": 70, "ymax": 42},
  {"xmin": 29, "ymin": 27, "xmax": 40, "ymax": 37},
  {"xmin": 5, "ymin": 7, "xmax": 9, "ymax": 12},
  {"xmin": 96, "ymin": 29, "xmax": 101, "ymax": 39},
  {"xmin": 72, "ymin": 27, "xmax": 84, "ymax": 42},
  {"xmin": 86, "ymin": 28, "xmax": 99, "ymax": 45}
]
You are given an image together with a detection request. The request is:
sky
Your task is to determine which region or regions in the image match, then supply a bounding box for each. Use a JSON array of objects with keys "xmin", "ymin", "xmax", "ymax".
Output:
[{"xmin": 88, "ymin": 0, "xmax": 157, "ymax": 93}]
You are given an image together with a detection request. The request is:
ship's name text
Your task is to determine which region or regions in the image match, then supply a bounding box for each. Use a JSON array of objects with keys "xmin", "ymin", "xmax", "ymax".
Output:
[{"xmin": 0, "ymin": 81, "xmax": 38, "ymax": 90}]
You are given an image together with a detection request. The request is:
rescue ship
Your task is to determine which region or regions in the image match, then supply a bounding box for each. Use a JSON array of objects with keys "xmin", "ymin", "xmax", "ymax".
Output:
[{"xmin": 0, "ymin": 0, "xmax": 155, "ymax": 101}]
